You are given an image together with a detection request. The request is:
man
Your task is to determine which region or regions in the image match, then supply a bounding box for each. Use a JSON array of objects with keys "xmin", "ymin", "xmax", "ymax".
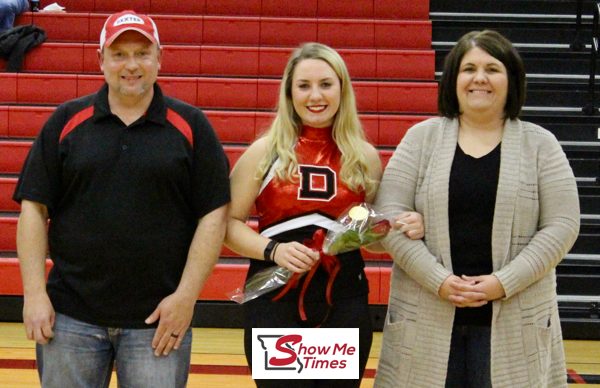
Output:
[
  {"xmin": 0, "ymin": 0, "xmax": 29, "ymax": 32},
  {"xmin": 13, "ymin": 10, "xmax": 230, "ymax": 387}
]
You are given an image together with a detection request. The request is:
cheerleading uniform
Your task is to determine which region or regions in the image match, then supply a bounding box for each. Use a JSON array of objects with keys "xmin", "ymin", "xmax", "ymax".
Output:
[{"xmin": 243, "ymin": 125, "xmax": 373, "ymax": 388}]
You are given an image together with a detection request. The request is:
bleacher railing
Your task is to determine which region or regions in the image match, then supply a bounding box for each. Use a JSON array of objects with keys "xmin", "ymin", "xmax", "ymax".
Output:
[
  {"xmin": 572, "ymin": 0, "xmax": 586, "ymax": 50},
  {"xmin": 583, "ymin": 2, "xmax": 600, "ymax": 115}
]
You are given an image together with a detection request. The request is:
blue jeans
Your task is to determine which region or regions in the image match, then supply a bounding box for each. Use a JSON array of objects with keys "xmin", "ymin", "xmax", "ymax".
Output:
[
  {"xmin": 445, "ymin": 325, "xmax": 492, "ymax": 388},
  {"xmin": 37, "ymin": 313, "xmax": 192, "ymax": 388},
  {"xmin": 0, "ymin": 0, "xmax": 29, "ymax": 31}
]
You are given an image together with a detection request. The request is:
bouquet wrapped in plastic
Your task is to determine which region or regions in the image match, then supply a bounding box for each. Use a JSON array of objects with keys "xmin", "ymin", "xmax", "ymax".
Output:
[
  {"xmin": 322, "ymin": 202, "xmax": 394, "ymax": 255},
  {"xmin": 229, "ymin": 265, "xmax": 295, "ymax": 303},
  {"xmin": 229, "ymin": 203, "xmax": 397, "ymax": 304}
]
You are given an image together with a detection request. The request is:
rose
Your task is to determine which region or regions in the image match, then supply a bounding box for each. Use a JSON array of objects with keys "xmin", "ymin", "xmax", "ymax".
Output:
[
  {"xmin": 360, "ymin": 219, "xmax": 392, "ymax": 245},
  {"xmin": 324, "ymin": 219, "xmax": 392, "ymax": 255}
]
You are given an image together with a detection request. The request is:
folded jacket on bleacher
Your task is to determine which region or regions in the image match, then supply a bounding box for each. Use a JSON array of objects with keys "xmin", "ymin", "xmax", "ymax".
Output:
[{"xmin": 0, "ymin": 24, "xmax": 46, "ymax": 72}]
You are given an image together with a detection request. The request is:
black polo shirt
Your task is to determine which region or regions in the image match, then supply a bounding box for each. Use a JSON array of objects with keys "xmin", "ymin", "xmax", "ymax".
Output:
[{"xmin": 14, "ymin": 83, "xmax": 231, "ymax": 328}]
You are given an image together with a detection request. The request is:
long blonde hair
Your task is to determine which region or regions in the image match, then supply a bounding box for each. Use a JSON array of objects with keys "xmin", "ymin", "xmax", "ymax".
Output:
[{"xmin": 257, "ymin": 43, "xmax": 377, "ymax": 196}]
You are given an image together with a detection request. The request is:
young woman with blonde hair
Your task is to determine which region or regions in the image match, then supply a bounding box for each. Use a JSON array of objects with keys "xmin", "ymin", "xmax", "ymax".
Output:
[{"xmin": 225, "ymin": 42, "xmax": 423, "ymax": 388}]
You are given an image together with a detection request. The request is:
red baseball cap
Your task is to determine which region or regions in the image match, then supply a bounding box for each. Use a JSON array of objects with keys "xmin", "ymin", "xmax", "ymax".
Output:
[{"xmin": 100, "ymin": 10, "xmax": 160, "ymax": 48}]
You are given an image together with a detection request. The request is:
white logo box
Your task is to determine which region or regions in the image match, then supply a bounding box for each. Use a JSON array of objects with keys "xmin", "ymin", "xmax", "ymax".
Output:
[{"xmin": 252, "ymin": 328, "xmax": 359, "ymax": 379}]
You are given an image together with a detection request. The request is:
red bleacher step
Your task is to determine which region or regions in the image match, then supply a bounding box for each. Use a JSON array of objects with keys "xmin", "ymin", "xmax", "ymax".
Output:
[
  {"xmin": 1, "ymin": 217, "xmax": 391, "ymax": 262},
  {"xmin": 0, "ymin": 43, "xmax": 434, "ymax": 81},
  {"xmin": 0, "ymin": 141, "xmax": 32, "ymax": 174},
  {"xmin": 1, "ymin": 218, "xmax": 391, "ymax": 302},
  {"xmin": 380, "ymin": 266, "xmax": 392, "ymax": 304},
  {"xmin": 0, "ymin": 142, "xmax": 403, "ymax": 176},
  {"xmin": 15, "ymin": 13, "xmax": 431, "ymax": 49},
  {"xmin": 1, "ymin": 105, "xmax": 432, "ymax": 158},
  {"xmin": 0, "ymin": 258, "xmax": 385, "ymax": 303},
  {"xmin": 0, "ymin": 178, "xmax": 19, "ymax": 212},
  {"xmin": 0, "ymin": 74, "xmax": 438, "ymax": 114},
  {"xmin": 0, "ymin": 258, "xmax": 52, "ymax": 295},
  {"xmin": 18, "ymin": 74, "xmax": 79, "ymax": 105},
  {"xmin": 0, "ymin": 73, "xmax": 16, "ymax": 103},
  {"xmin": 0, "ymin": 218, "xmax": 17, "ymax": 252},
  {"xmin": 0, "ymin": 106, "xmax": 6, "ymax": 137},
  {"xmin": 1, "ymin": 106, "xmax": 54, "ymax": 138},
  {"xmin": 42, "ymin": 0, "xmax": 428, "ymax": 19}
]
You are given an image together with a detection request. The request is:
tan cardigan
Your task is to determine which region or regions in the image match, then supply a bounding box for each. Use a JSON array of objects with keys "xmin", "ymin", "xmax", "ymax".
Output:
[{"xmin": 373, "ymin": 117, "xmax": 580, "ymax": 388}]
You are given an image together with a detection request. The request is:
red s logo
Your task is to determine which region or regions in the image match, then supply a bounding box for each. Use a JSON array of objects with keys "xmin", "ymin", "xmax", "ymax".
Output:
[{"xmin": 269, "ymin": 335, "xmax": 302, "ymax": 366}]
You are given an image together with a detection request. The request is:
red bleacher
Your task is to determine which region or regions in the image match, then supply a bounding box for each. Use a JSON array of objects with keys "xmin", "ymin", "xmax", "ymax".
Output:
[
  {"xmin": 0, "ymin": 43, "xmax": 435, "ymax": 80},
  {"xmin": 14, "ymin": 13, "xmax": 431, "ymax": 49},
  {"xmin": 15, "ymin": 0, "xmax": 428, "ymax": 19},
  {"xmin": 0, "ymin": 178, "xmax": 18, "ymax": 212},
  {"xmin": 0, "ymin": 73, "xmax": 437, "ymax": 113},
  {"xmin": 0, "ymin": 258, "xmax": 384, "ymax": 304},
  {"xmin": 0, "ymin": 0, "xmax": 437, "ymax": 306},
  {"xmin": 0, "ymin": 142, "xmax": 401, "ymax": 178}
]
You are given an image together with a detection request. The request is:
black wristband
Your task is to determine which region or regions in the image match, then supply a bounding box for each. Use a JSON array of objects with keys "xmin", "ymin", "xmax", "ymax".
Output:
[
  {"xmin": 263, "ymin": 240, "xmax": 277, "ymax": 262},
  {"xmin": 271, "ymin": 243, "xmax": 281, "ymax": 264}
]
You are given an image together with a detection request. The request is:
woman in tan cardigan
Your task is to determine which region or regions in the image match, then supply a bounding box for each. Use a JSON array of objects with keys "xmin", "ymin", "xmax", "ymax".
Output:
[{"xmin": 373, "ymin": 30, "xmax": 580, "ymax": 388}]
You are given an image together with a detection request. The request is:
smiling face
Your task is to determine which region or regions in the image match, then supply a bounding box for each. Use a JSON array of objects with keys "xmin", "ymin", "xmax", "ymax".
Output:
[
  {"xmin": 456, "ymin": 47, "xmax": 508, "ymax": 120},
  {"xmin": 291, "ymin": 58, "xmax": 341, "ymax": 128},
  {"xmin": 98, "ymin": 30, "xmax": 162, "ymax": 104}
]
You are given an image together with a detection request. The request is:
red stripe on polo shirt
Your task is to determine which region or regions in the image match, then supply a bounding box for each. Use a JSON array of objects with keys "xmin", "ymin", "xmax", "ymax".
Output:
[
  {"xmin": 59, "ymin": 106, "xmax": 94, "ymax": 142},
  {"xmin": 167, "ymin": 109, "xmax": 193, "ymax": 147}
]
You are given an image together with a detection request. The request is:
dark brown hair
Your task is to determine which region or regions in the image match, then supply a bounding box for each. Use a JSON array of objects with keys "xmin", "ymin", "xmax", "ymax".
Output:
[{"xmin": 438, "ymin": 30, "xmax": 526, "ymax": 120}]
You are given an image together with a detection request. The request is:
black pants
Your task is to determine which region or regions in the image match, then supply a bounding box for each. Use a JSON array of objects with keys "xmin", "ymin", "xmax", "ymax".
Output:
[
  {"xmin": 445, "ymin": 325, "xmax": 492, "ymax": 388},
  {"xmin": 243, "ymin": 294, "xmax": 373, "ymax": 388}
]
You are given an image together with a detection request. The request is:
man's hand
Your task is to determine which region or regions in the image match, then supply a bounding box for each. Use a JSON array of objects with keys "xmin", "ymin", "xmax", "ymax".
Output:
[
  {"xmin": 145, "ymin": 204, "xmax": 228, "ymax": 356},
  {"xmin": 23, "ymin": 292, "xmax": 55, "ymax": 344},
  {"xmin": 18, "ymin": 200, "xmax": 53, "ymax": 344},
  {"xmin": 145, "ymin": 292, "xmax": 195, "ymax": 356}
]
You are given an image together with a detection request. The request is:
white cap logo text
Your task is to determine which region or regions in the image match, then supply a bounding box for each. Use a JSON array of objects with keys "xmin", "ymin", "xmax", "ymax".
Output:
[{"xmin": 114, "ymin": 15, "xmax": 144, "ymax": 26}]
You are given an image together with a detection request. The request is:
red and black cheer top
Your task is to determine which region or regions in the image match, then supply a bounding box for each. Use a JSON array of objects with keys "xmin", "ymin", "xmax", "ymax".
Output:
[{"xmin": 249, "ymin": 125, "xmax": 369, "ymax": 303}]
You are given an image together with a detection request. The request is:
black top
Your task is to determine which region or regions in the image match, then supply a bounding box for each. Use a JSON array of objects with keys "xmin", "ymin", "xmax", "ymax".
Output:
[
  {"xmin": 13, "ymin": 83, "xmax": 231, "ymax": 328},
  {"xmin": 448, "ymin": 143, "xmax": 501, "ymax": 326}
]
